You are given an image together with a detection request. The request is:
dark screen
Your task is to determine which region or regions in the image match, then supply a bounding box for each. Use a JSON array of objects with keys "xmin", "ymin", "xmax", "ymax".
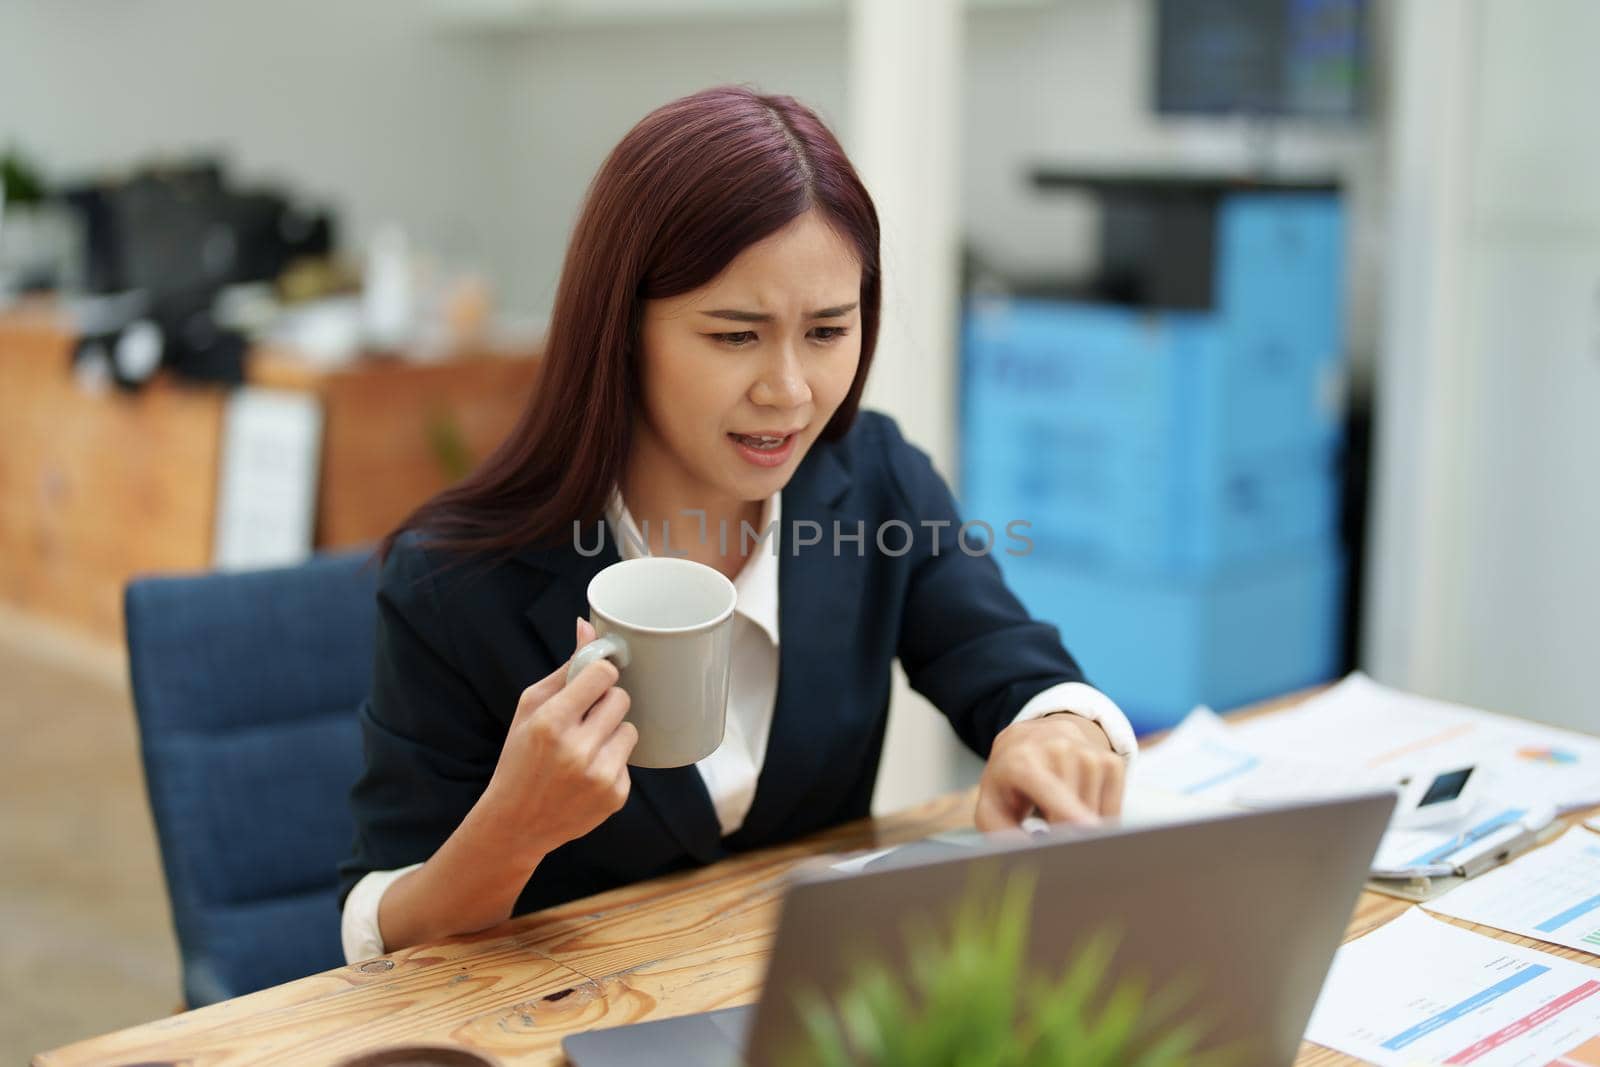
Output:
[
  {"xmin": 1418, "ymin": 767, "xmax": 1474, "ymax": 808},
  {"xmin": 1155, "ymin": 0, "xmax": 1365, "ymax": 118}
]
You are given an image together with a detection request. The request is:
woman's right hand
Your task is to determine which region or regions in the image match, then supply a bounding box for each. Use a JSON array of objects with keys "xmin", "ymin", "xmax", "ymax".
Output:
[{"xmin": 479, "ymin": 617, "xmax": 638, "ymax": 866}]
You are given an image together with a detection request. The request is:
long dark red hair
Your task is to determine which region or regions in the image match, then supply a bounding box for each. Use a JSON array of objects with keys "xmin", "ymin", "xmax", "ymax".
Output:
[{"xmin": 383, "ymin": 85, "xmax": 882, "ymax": 562}]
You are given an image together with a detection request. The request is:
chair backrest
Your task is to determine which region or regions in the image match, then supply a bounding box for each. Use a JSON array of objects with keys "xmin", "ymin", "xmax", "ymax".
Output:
[{"xmin": 125, "ymin": 549, "xmax": 377, "ymax": 1007}]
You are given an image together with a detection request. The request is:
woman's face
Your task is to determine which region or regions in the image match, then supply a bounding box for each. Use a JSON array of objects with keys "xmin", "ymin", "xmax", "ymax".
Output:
[{"xmin": 634, "ymin": 208, "xmax": 864, "ymax": 508}]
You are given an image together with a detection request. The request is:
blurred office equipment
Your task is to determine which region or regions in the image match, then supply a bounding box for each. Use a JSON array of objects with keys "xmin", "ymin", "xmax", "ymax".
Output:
[
  {"xmin": 125, "ymin": 550, "xmax": 375, "ymax": 1006},
  {"xmin": 962, "ymin": 177, "xmax": 1347, "ymax": 732},
  {"xmin": 1154, "ymin": 0, "xmax": 1367, "ymax": 119},
  {"xmin": 59, "ymin": 159, "xmax": 336, "ymax": 388},
  {"xmin": 64, "ymin": 161, "xmax": 333, "ymax": 299},
  {"xmin": 0, "ymin": 304, "xmax": 541, "ymax": 643}
]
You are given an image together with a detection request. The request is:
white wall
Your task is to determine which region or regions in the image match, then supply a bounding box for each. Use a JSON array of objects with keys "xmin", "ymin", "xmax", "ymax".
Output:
[
  {"xmin": 1366, "ymin": 0, "xmax": 1600, "ymax": 732},
  {"xmin": 0, "ymin": 0, "xmax": 520, "ymax": 297},
  {"xmin": 495, "ymin": 13, "xmax": 850, "ymax": 315}
]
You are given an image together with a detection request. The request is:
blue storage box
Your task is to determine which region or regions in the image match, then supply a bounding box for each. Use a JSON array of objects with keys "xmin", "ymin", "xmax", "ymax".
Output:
[
  {"xmin": 961, "ymin": 301, "xmax": 1343, "ymax": 574},
  {"xmin": 995, "ymin": 547, "xmax": 1346, "ymax": 734},
  {"xmin": 959, "ymin": 190, "xmax": 1347, "ymax": 576},
  {"xmin": 1216, "ymin": 193, "xmax": 1346, "ymax": 351}
]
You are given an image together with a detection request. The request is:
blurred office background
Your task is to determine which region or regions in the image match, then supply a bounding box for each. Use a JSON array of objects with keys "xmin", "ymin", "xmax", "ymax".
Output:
[{"xmin": 2, "ymin": 0, "xmax": 1596, "ymax": 1056}]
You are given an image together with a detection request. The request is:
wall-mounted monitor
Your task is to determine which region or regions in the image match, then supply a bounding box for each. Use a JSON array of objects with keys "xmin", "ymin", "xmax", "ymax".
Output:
[{"xmin": 1154, "ymin": 0, "xmax": 1367, "ymax": 119}]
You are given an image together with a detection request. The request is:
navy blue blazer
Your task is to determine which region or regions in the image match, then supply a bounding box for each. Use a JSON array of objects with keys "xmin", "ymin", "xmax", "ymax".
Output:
[{"xmin": 339, "ymin": 411, "xmax": 1089, "ymax": 914}]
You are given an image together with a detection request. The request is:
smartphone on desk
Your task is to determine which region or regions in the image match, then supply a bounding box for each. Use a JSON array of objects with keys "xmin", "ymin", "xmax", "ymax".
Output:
[
  {"xmin": 1391, "ymin": 765, "xmax": 1480, "ymax": 828},
  {"xmin": 1234, "ymin": 764, "xmax": 1479, "ymax": 829}
]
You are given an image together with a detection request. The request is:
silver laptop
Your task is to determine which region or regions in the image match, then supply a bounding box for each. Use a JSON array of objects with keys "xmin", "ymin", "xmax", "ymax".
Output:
[{"xmin": 562, "ymin": 792, "xmax": 1394, "ymax": 1067}]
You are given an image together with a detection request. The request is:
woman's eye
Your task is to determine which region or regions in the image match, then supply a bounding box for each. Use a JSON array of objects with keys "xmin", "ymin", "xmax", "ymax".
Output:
[
  {"xmin": 809, "ymin": 326, "xmax": 849, "ymax": 342},
  {"xmin": 713, "ymin": 331, "xmax": 759, "ymax": 347}
]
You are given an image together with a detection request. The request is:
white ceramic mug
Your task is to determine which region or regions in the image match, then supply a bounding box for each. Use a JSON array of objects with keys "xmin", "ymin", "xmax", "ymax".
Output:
[{"xmin": 565, "ymin": 557, "xmax": 737, "ymax": 768}]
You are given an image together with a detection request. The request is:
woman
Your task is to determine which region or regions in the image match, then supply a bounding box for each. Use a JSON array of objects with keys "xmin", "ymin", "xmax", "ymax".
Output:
[{"xmin": 339, "ymin": 86, "xmax": 1135, "ymax": 962}]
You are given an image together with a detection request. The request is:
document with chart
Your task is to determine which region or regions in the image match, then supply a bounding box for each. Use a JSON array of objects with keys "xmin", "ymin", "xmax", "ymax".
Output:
[
  {"xmin": 1231, "ymin": 673, "xmax": 1600, "ymax": 814},
  {"xmin": 1422, "ymin": 827, "xmax": 1600, "ymax": 956},
  {"xmin": 1304, "ymin": 909, "xmax": 1600, "ymax": 1066},
  {"xmin": 1133, "ymin": 675, "xmax": 1600, "ymax": 878}
]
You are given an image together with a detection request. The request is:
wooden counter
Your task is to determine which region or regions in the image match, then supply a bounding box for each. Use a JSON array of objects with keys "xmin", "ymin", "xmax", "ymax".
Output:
[
  {"xmin": 0, "ymin": 303, "xmax": 225, "ymax": 641},
  {"xmin": 248, "ymin": 344, "xmax": 541, "ymax": 549},
  {"xmin": 0, "ymin": 303, "xmax": 541, "ymax": 643}
]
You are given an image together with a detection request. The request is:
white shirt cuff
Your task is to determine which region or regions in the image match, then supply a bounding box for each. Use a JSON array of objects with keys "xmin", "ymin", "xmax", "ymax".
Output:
[
  {"xmin": 1010, "ymin": 681, "xmax": 1139, "ymax": 761},
  {"xmin": 341, "ymin": 862, "xmax": 424, "ymax": 964}
]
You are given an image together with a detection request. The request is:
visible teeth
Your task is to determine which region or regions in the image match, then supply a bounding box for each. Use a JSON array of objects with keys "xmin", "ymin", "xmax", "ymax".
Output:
[{"xmin": 737, "ymin": 434, "xmax": 786, "ymax": 449}]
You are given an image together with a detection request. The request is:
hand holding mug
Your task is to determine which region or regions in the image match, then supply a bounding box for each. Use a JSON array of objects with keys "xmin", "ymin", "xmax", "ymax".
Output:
[{"xmin": 481, "ymin": 617, "xmax": 639, "ymax": 863}]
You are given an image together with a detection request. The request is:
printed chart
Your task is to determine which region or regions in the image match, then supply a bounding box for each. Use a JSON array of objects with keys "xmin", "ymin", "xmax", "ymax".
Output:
[
  {"xmin": 1425, "ymin": 827, "xmax": 1600, "ymax": 956},
  {"xmin": 1305, "ymin": 910, "xmax": 1600, "ymax": 1066}
]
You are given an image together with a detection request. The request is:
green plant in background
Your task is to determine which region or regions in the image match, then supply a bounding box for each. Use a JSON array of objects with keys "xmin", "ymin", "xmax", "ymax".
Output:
[
  {"xmin": 1, "ymin": 146, "xmax": 48, "ymax": 207},
  {"xmin": 425, "ymin": 406, "xmax": 474, "ymax": 482},
  {"xmin": 787, "ymin": 871, "xmax": 1238, "ymax": 1067}
]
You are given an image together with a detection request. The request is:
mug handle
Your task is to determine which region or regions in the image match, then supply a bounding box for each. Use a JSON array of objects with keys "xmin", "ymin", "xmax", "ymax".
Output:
[{"xmin": 566, "ymin": 632, "xmax": 630, "ymax": 685}]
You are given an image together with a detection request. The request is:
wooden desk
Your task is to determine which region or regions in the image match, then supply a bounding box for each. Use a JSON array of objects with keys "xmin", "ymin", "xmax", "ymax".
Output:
[{"xmin": 34, "ymin": 695, "xmax": 1600, "ymax": 1066}]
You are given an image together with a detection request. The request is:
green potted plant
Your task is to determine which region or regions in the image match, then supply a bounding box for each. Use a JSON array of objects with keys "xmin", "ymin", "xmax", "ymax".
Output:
[
  {"xmin": 0, "ymin": 145, "xmax": 69, "ymax": 294},
  {"xmin": 786, "ymin": 871, "xmax": 1238, "ymax": 1067}
]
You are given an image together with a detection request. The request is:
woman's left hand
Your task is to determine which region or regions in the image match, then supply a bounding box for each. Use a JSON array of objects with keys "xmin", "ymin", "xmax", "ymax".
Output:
[{"xmin": 975, "ymin": 713, "xmax": 1125, "ymax": 831}]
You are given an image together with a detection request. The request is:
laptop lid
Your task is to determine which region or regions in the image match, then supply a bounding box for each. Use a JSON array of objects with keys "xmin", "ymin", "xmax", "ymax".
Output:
[{"xmin": 742, "ymin": 791, "xmax": 1395, "ymax": 1066}]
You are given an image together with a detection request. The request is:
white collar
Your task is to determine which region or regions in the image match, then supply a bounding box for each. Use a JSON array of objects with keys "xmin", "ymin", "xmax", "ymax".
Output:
[{"xmin": 604, "ymin": 490, "xmax": 781, "ymax": 648}]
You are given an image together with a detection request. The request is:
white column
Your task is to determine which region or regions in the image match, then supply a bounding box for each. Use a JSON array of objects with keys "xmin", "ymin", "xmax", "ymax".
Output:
[
  {"xmin": 847, "ymin": 0, "xmax": 971, "ymax": 813},
  {"xmin": 1362, "ymin": 0, "xmax": 1477, "ymax": 694},
  {"xmin": 1366, "ymin": 0, "xmax": 1600, "ymax": 730}
]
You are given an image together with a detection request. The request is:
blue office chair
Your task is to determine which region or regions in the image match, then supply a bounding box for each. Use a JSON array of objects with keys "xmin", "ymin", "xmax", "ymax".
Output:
[{"xmin": 125, "ymin": 549, "xmax": 377, "ymax": 1007}]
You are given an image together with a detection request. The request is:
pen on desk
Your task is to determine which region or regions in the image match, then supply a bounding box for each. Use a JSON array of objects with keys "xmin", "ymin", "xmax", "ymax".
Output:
[
  {"xmin": 1371, "ymin": 807, "xmax": 1556, "ymax": 881},
  {"xmin": 1019, "ymin": 807, "xmax": 1117, "ymax": 836},
  {"xmin": 1437, "ymin": 806, "xmax": 1551, "ymax": 864},
  {"xmin": 1445, "ymin": 808, "xmax": 1554, "ymax": 879},
  {"xmin": 1429, "ymin": 822, "xmax": 1501, "ymax": 862},
  {"xmin": 1371, "ymin": 861, "xmax": 1455, "ymax": 879}
]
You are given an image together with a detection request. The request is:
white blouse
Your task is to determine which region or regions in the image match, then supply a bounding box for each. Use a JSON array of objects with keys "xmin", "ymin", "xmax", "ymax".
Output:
[{"xmin": 341, "ymin": 491, "xmax": 1137, "ymax": 963}]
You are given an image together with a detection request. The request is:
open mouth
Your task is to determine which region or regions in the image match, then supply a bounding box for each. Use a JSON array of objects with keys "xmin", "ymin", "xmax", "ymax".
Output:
[
  {"xmin": 728, "ymin": 430, "xmax": 800, "ymax": 467},
  {"xmin": 729, "ymin": 432, "xmax": 792, "ymax": 451}
]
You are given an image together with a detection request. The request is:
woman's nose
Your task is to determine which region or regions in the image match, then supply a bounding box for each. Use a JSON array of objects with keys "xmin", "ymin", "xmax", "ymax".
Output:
[{"xmin": 750, "ymin": 343, "xmax": 811, "ymax": 409}]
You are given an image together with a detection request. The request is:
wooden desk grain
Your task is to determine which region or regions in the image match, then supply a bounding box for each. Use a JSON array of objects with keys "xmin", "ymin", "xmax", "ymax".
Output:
[{"xmin": 35, "ymin": 695, "xmax": 1600, "ymax": 1066}]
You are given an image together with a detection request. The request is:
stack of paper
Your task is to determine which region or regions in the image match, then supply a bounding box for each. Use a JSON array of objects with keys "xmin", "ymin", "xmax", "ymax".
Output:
[
  {"xmin": 1128, "ymin": 673, "xmax": 1600, "ymax": 879},
  {"xmin": 1232, "ymin": 673, "xmax": 1600, "ymax": 815}
]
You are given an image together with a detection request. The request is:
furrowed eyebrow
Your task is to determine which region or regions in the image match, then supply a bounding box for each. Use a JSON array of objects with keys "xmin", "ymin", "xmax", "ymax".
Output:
[
  {"xmin": 702, "ymin": 302, "xmax": 858, "ymax": 323},
  {"xmin": 807, "ymin": 303, "xmax": 858, "ymax": 319}
]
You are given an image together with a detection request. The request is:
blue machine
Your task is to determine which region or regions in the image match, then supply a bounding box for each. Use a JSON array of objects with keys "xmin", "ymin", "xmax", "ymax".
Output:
[{"xmin": 962, "ymin": 191, "xmax": 1348, "ymax": 731}]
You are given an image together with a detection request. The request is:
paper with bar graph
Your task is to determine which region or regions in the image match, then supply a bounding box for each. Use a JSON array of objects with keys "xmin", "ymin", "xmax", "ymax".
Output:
[
  {"xmin": 1421, "ymin": 827, "xmax": 1600, "ymax": 956},
  {"xmin": 1304, "ymin": 909, "xmax": 1600, "ymax": 1066}
]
